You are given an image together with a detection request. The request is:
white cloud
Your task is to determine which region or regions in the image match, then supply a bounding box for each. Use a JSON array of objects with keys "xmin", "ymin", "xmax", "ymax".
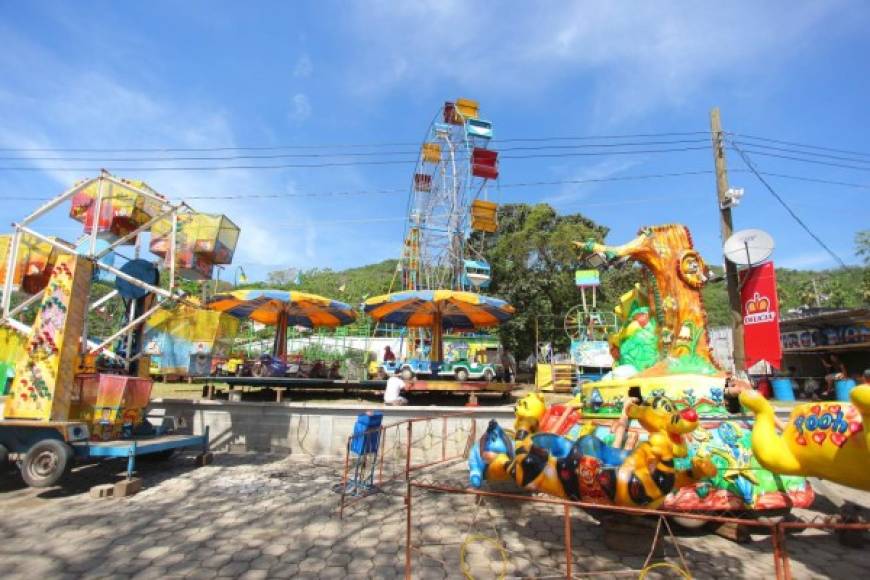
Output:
[
  {"xmin": 777, "ymin": 251, "xmax": 839, "ymax": 270},
  {"xmin": 542, "ymin": 158, "xmax": 643, "ymax": 206},
  {"xmin": 290, "ymin": 93, "xmax": 312, "ymax": 122},
  {"xmin": 0, "ymin": 29, "xmax": 318, "ymax": 279},
  {"xmin": 340, "ymin": 1, "xmax": 854, "ymax": 119},
  {"xmin": 293, "ymin": 54, "xmax": 313, "ymax": 78}
]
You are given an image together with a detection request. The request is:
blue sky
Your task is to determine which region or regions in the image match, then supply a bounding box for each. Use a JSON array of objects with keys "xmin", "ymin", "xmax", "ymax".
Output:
[{"xmin": 1, "ymin": 1, "xmax": 868, "ymax": 281}]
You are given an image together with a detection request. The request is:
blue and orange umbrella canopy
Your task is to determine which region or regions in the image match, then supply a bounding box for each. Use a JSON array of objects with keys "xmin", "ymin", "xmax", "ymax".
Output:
[
  {"xmin": 363, "ymin": 290, "xmax": 514, "ymax": 330},
  {"xmin": 207, "ymin": 289, "xmax": 357, "ymax": 328}
]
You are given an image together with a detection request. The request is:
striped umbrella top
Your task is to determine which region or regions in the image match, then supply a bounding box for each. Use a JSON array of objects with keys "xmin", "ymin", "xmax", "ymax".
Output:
[
  {"xmin": 207, "ymin": 289, "xmax": 357, "ymax": 328},
  {"xmin": 363, "ymin": 290, "xmax": 514, "ymax": 330}
]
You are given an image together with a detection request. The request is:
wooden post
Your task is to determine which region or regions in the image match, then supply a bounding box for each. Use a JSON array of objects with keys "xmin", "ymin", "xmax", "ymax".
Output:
[{"xmin": 710, "ymin": 107, "xmax": 745, "ymax": 372}]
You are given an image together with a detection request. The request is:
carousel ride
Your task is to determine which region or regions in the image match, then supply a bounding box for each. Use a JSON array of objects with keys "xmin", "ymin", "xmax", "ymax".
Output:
[
  {"xmin": 366, "ymin": 99, "xmax": 514, "ymax": 384},
  {"xmin": 470, "ymin": 224, "xmax": 817, "ymax": 517}
]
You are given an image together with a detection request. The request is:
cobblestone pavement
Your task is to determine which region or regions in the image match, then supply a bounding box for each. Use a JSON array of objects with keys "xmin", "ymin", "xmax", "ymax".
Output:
[{"xmin": 0, "ymin": 452, "xmax": 867, "ymax": 579}]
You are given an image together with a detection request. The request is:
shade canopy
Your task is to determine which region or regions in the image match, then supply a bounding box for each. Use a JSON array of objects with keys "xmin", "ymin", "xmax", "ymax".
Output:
[
  {"xmin": 363, "ymin": 290, "xmax": 514, "ymax": 330},
  {"xmin": 207, "ymin": 289, "xmax": 357, "ymax": 360},
  {"xmin": 207, "ymin": 289, "xmax": 357, "ymax": 328}
]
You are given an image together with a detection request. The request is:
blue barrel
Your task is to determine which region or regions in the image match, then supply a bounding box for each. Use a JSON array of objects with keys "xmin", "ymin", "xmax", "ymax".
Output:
[
  {"xmin": 835, "ymin": 378, "xmax": 856, "ymax": 402},
  {"xmin": 771, "ymin": 378, "xmax": 796, "ymax": 401}
]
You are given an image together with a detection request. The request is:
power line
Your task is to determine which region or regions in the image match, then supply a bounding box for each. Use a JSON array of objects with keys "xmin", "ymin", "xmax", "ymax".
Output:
[
  {"xmin": 751, "ymin": 171, "xmax": 870, "ymax": 191},
  {"xmin": 727, "ymin": 146, "xmax": 870, "ymax": 173},
  {"xmin": 729, "ymin": 141, "xmax": 847, "ymax": 268},
  {"xmin": 0, "ymin": 138, "xmax": 711, "ymax": 163},
  {"xmin": 729, "ymin": 141, "xmax": 870, "ymax": 165},
  {"xmin": 0, "ymin": 169, "xmax": 721, "ymax": 201},
  {"xmin": 0, "ymin": 145, "xmax": 710, "ymax": 172},
  {"xmin": 7, "ymin": 167, "xmax": 870, "ymax": 203},
  {"xmin": 0, "ymin": 131, "xmax": 709, "ymax": 154},
  {"xmin": 728, "ymin": 132, "xmax": 870, "ymax": 160}
]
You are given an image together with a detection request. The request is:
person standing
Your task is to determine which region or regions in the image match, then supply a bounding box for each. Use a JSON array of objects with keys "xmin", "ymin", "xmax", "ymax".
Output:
[{"xmin": 383, "ymin": 345, "xmax": 396, "ymax": 363}]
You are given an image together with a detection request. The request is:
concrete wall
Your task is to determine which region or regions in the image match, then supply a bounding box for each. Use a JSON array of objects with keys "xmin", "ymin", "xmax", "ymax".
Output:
[{"xmin": 148, "ymin": 398, "xmax": 515, "ymax": 458}]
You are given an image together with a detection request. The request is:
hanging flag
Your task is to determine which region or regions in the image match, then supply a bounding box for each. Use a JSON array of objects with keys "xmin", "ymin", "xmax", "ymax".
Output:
[{"xmin": 739, "ymin": 261, "xmax": 782, "ymax": 369}]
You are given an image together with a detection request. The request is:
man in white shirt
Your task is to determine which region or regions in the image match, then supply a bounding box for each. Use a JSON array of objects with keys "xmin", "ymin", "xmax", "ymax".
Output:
[{"xmin": 384, "ymin": 375, "xmax": 408, "ymax": 405}]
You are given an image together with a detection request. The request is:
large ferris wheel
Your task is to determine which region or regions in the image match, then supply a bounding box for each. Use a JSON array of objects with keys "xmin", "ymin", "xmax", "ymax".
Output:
[{"xmin": 399, "ymin": 98, "xmax": 499, "ymax": 293}]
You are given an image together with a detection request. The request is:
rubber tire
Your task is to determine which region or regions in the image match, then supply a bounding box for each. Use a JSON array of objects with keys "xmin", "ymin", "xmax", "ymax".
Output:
[
  {"xmin": 20, "ymin": 439, "xmax": 73, "ymax": 488},
  {"xmin": 456, "ymin": 368, "xmax": 469, "ymax": 382},
  {"xmin": 483, "ymin": 369, "xmax": 495, "ymax": 382},
  {"xmin": 400, "ymin": 368, "xmax": 414, "ymax": 381}
]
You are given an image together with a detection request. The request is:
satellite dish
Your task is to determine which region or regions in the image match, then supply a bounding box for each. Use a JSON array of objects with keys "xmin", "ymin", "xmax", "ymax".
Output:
[{"xmin": 723, "ymin": 229, "xmax": 774, "ymax": 266}]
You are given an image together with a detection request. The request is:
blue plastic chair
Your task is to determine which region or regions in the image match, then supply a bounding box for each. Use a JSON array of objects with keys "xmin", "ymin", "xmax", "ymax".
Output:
[{"xmin": 340, "ymin": 412, "xmax": 384, "ymax": 497}]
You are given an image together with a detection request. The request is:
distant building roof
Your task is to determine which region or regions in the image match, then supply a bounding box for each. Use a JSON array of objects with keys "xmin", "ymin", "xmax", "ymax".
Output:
[{"xmin": 780, "ymin": 307, "xmax": 870, "ymax": 331}]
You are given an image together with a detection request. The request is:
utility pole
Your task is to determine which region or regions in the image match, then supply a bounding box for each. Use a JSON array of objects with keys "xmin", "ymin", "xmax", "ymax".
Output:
[{"xmin": 710, "ymin": 107, "xmax": 745, "ymax": 372}]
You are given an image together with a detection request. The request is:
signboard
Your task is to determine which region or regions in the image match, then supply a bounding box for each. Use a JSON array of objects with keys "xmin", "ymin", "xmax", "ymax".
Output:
[
  {"xmin": 570, "ymin": 339, "xmax": 613, "ymax": 368},
  {"xmin": 739, "ymin": 261, "xmax": 782, "ymax": 369},
  {"xmin": 781, "ymin": 324, "xmax": 870, "ymax": 351},
  {"xmin": 575, "ymin": 269, "xmax": 600, "ymax": 288}
]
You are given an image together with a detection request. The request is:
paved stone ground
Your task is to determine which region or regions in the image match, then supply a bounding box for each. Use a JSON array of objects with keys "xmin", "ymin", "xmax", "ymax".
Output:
[{"xmin": 0, "ymin": 452, "xmax": 867, "ymax": 579}]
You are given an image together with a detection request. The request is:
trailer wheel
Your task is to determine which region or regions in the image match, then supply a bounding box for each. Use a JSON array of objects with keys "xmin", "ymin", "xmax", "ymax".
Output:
[{"xmin": 20, "ymin": 439, "xmax": 73, "ymax": 488}]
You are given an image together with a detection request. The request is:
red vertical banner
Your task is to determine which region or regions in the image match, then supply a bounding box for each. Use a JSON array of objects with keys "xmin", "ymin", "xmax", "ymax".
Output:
[{"xmin": 739, "ymin": 261, "xmax": 782, "ymax": 369}]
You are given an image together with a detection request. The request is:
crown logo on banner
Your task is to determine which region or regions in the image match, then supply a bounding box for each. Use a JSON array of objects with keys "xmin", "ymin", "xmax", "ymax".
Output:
[{"xmin": 744, "ymin": 292, "xmax": 775, "ymax": 325}]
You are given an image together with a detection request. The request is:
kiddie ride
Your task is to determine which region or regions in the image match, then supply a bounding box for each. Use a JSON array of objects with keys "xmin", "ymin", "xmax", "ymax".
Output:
[
  {"xmin": 0, "ymin": 172, "xmax": 238, "ymax": 489},
  {"xmin": 469, "ymin": 225, "xmax": 815, "ymax": 524},
  {"xmin": 380, "ymin": 356, "xmax": 501, "ymax": 383}
]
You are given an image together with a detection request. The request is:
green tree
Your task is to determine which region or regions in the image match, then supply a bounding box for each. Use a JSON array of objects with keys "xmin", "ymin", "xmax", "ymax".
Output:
[
  {"xmin": 856, "ymin": 230, "xmax": 870, "ymax": 265},
  {"xmin": 469, "ymin": 203, "xmax": 638, "ymax": 358}
]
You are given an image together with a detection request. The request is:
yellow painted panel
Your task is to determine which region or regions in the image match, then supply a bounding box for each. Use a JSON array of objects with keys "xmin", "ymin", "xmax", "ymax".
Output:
[
  {"xmin": 4, "ymin": 255, "xmax": 93, "ymax": 421},
  {"xmin": 0, "ymin": 326, "xmax": 26, "ymax": 363}
]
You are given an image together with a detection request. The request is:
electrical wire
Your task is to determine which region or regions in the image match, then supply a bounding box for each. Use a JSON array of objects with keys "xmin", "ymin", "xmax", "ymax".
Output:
[
  {"xmin": 0, "ymin": 170, "xmax": 723, "ymax": 201},
  {"xmin": 7, "ymin": 167, "xmax": 870, "ymax": 203},
  {"xmin": 0, "ymin": 131, "xmax": 709, "ymax": 153},
  {"xmin": 727, "ymin": 146, "xmax": 870, "ymax": 173},
  {"xmin": 729, "ymin": 141, "xmax": 870, "ymax": 165},
  {"xmin": 0, "ymin": 144, "xmax": 711, "ymax": 172},
  {"xmin": 0, "ymin": 138, "xmax": 711, "ymax": 163},
  {"xmin": 729, "ymin": 141, "xmax": 848, "ymax": 268},
  {"xmin": 728, "ymin": 132, "xmax": 870, "ymax": 160}
]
